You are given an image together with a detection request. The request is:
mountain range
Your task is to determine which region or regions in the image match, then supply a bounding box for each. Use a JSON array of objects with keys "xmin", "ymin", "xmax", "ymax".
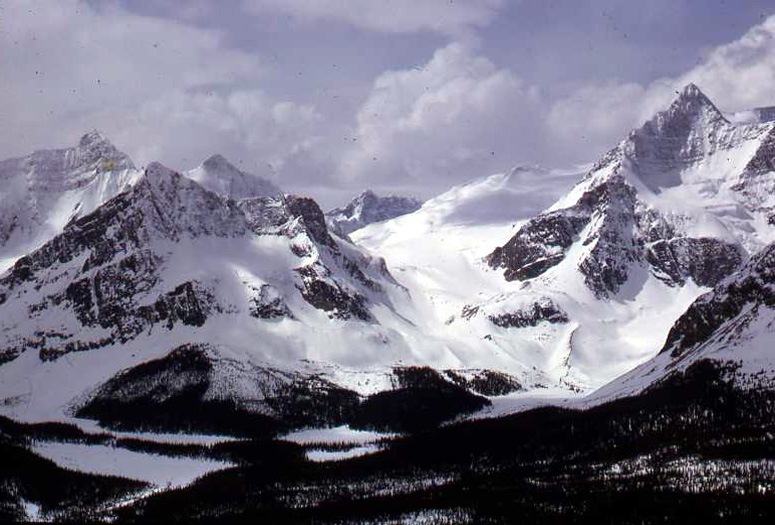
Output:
[{"xmin": 3, "ymin": 83, "xmax": 775, "ymax": 522}]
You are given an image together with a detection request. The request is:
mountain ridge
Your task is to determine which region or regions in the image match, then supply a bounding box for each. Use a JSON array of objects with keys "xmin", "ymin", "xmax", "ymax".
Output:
[{"xmin": 326, "ymin": 190, "xmax": 423, "ymax": 234}]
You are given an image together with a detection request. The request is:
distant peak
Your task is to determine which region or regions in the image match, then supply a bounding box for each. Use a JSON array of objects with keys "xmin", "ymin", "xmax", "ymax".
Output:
[
  {"xmin": 509, "ymin": 164, "xmax": 549, "ymax": 176},
  {"xmin": 191, "ymin": 154, "xmax": 282, "ymax": 200},
  {"xmin": 669, "ymin": 82, "xmax": 722, "ymax": 117},
  {"xmin": 357, "ymin": 189, "xmax": 378, "ymax": 200},
  {"xmin": 71, "ymin": 129, "xmax": 135, "ymax": 170},
  {"xmin": 78, "ymin": 129, "xmax": 112, "ymax": 149},
  {"xmin": 678, "ymin": 82, "xmax": 703, "ymax": 99},
  {"xmin": 145, "ymin": 161, "xmax": 176, "ymax": 179},
  {"xmin": 147, "ymin": 161, "xmax": 166, "ymax": 170},
  {"xmin": 202, "ymin": 153, "xmax": 238, "ymax": 172}
]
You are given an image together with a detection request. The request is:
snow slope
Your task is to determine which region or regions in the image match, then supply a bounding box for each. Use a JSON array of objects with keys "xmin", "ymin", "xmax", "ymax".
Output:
[{"xmin": 353, "ymin": 165, "xmax": 582, "ymax": 388}]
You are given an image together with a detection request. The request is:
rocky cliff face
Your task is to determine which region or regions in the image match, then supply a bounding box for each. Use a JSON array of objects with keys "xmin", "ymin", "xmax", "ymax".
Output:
[{"xmin": 0, "ymin": 162, "xmax": 246, "ymax": 364}]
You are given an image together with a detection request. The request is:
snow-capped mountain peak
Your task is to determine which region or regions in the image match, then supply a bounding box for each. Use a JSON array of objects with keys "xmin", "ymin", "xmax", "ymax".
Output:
[
  {"xmin": 187, "ymin": 154, "xmax": 282, "ymax": 201},
  {"xmin": 0, "ymin": 131, "xmax": 142, "ymax": 272},
  {"xmin": 655, "ymin": 82, "xmax": 722, "ymax": 125},
  {"xmin": 59, "ymin": 129, "xmax": 136, "ymax": 176},
  {"xmin": 78, "ymin": 128, "xmax": 118, "ymax": 150},
  {"xmin": 672, "ymin": 82, "xmax": 720, "ymax": 113},
  {"xmin": 622, "ymin": 83, "xmax": 734, "ymax": 184},
  {"xmin": 201, "ymin": 153, "xmax": 235, "ymax": 171}
]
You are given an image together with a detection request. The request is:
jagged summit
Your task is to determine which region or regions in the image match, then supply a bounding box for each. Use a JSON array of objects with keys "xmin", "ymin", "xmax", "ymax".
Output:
[
  {"xmin": 675, "ymin": 82, "xmax": 713, "ymax": 103},
  {"xmin": 187, "ymin": 154, "xmax": 282, "ymax": 201},
  {"xmin": 596, "ymin": 81, "xmax": 775, "ymax": 201},
  {"xmin": 658, "ymin": 82, "xmax": 725, "ymax": 124},
  {"xmin": 356, "ymin": 189, "xmax": 378, "ymax": 200},
  {"xmin": 487, "ymin": 83, "xmax": 773, "ymax": 298},
  {"xmin": 145, "ymin": 160, "xmax": 173, "ymax": 176},
  {"xmin": 624, "ymin": 83, "xmax": 729, "ymax": 180},
  {"xmin": 68, "ymin": 130, "xmax": 136, "ymax": 172},
  {"xmin": 327, "ymin": 190, "xmax": 422, "ymax": 235},
  {"xmin": 201, "ymin": 153, "xmax": 237, "ymax": 172},
  {"xmin": 78, "ymin": 129, "xmax": 112, "ymax": 148}
]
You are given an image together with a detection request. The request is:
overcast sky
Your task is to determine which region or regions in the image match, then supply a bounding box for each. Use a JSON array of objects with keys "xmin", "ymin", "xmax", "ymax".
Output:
[{"xmin": 3, "ymin": 0, "xmax": 775, "ymax": 206}]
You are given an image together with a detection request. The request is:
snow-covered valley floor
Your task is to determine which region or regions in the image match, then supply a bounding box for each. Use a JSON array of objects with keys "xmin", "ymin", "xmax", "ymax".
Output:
[{"xmin": 30, "ymin": 440, "xmax": 234, "ymax": 487}]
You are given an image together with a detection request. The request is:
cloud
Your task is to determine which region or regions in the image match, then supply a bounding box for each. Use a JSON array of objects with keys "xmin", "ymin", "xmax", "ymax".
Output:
[
  {"xmin": 339, "ymin": 42, "xmax": 544, "ymax": 189},
  {"xmin": 241, "ymin": 0, "xmax": 504, "ymax": 35},
  {"xmin": 675, "ymin": 15, "xmax": 775, "ymax": 112},
  {"xmin": 119, "ymin": 89, "xmax": 325, "ymax": 172},
  {"xmin": 546, "ymin": 82, "xmax": 648, "ymax": 159}
]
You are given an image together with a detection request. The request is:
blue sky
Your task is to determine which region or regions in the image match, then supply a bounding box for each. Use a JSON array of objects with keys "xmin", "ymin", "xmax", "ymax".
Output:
[{"xmin": 3, "ymin": 0, "xmax": 775, "ymax": 205}]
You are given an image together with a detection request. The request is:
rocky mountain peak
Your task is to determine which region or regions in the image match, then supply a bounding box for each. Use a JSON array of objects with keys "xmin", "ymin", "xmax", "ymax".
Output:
[
  {"xmin": 645, "ymin": 82, "xmax": 726, "ymax": 134},
  {"xmin": 201, "ymin": 153, "xmax": 238, "ymax": 173},
  {"xmin": 141, "ymin": 161, "xmax": 184, "ymax": 196},
  {"xmin": 287, "ymin": 195, "xmax": 335, "ymax": 247},
  {"xmin": 488, "ymin": 83, "xmax": 748, "ymax": 298},
  {"xmin": 144, "ymin": 160, "xmax": 175, "ymax": 179},
  {"xmin": 664, "ymin": 83, "xmax": 724, "ymax": 123},
  {"xmin": 676, "ymin": 82, "xmax": 707, "ymax": 102},
  {"xmin": 618, "ymin": 83, "xmax": 735, "ymax": 188},
  {"xmin": 357, "ymin": 189, "xmax": 378, "ymax": 200},
  {"xmin": 72, "ymin": 130, "xmax": 135, "ymax": 172},
  {"xmin": 133, "ymin": 161, "xmax": 248, "ymax": 241},
  {"xmin": 78, "ymin": 129, "xmax": 111, "ymax": 149}
]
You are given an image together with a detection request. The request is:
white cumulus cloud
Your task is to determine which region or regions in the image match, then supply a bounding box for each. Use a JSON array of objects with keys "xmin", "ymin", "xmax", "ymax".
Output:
[{"xmin": 339, "ymin": 42, "xmax": 544, "ymax": 190}]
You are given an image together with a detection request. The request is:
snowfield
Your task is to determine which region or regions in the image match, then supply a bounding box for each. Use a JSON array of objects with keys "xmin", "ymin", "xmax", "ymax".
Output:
[{"xmin": 30, "ymin": 440, "xmax": 233, "ymax": 487}]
